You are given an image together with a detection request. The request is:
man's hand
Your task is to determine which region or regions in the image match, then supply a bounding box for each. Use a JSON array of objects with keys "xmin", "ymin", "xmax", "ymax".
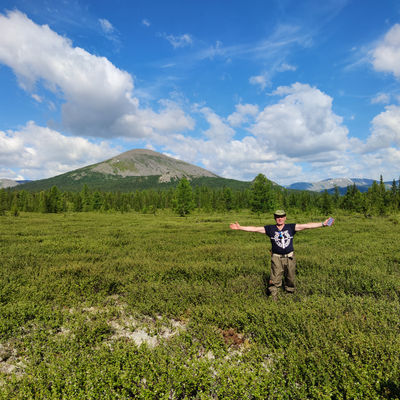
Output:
[
  {"xmin": 295, "ymin": 217, "xmax": 335, "ymax": 231},
  {"xmin": 322, "ymin": 217, "xmax": 335, "ymax": 227},
  {"xmin": 230, "ymin": 222, "xmax": 241, "ymax": 230}
]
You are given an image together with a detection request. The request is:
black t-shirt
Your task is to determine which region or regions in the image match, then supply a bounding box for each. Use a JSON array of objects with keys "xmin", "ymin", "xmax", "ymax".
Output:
[{"xmin": 264, "ymin": 224, "xmax": 296, "ymax": 255}]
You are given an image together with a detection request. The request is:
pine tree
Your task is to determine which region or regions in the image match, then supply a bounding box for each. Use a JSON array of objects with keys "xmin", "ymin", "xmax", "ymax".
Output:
[
  {"xmin": 390, "ymin": 179, "xmax": 398, "ymax": 211},
  {"xmin": 38, "ymin": 191, "xmax": 48, "ymax": 213},
  {"xmin": 11, "ymin": 196, "xmax": 19, "ymax": 216},
  {"xmin": 92, "ymin": 191, "xmax": 103, "ymax": 211},
  {"xmin": 368, "ymin": 180, "xmax": 385, "ymax": 215},
  {"xmin": 81, "ymin": 184, "xmax": 93, "ymax": 212},
  {"xmin": 0, "ymin": 189, "xmax": 8, "ymax": 215},
  {"xmin": 223, "ymin": 187, "xmax": 233, "ymax": 211},
  {"xmin": 73, "ymin": 193, "xmax": 83, "ymax": 212},
  {"xmin": 319, "ymin": 190, "xmax": 333, "ymax": 214},
  {"xmin": 48, "ymin": 186, "xmax": 60, "ymax": 213},
  {"xmin": 173, "ymin": 177, "xmax": 195, "ymax": 216},
  {"xmin": 332, "ymin": 186, "xmax": 340, "ymax": 208},
  {"xmin": 250, "ymin": 173, "xmax": 276, "ymax": 214}
]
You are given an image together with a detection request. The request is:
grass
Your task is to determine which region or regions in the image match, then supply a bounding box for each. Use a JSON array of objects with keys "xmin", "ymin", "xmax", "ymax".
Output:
[{"xmin": 0, "ymin": 210, "xmax": 399, "ymax": 399}]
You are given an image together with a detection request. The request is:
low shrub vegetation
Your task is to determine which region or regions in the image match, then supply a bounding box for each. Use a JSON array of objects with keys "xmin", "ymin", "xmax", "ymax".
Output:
[{"xmin": 0, "ymin": 211, "xmax": 399, "ymax": 399}]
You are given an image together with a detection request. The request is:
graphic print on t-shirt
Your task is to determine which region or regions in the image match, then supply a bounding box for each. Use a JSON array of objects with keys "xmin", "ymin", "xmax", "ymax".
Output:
[{"xmin": 273, "ymin": 230, "xmax": 293, "ymax": 249}]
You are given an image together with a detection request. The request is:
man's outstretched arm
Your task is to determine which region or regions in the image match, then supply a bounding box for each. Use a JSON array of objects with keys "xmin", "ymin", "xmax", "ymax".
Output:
[
  {"xmin": 295, "ymin": 217, "xmax": 334, "ymax": 231},
  {"xmin": 230, "ymin": 222, "xmax": 266, "ymax": 234}
]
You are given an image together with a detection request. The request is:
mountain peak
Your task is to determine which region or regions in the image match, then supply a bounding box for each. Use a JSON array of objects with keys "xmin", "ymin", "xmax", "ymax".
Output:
[{"xmin": 74, "ymin": 148, "xmax": 219, "ymax": 183}]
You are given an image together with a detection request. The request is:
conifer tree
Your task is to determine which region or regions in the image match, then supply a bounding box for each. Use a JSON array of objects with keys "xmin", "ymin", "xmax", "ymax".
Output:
[
  {"xmin": 223, "ymin": 187, "xmax": 233, "ymax": 211},
  {"xmin": 38, "ymin": 191, "xmax": 48, "ymax": 213},
  {"xmin": 173, "ymin": 177, "xmax": 195, "ymax": 216},
  {"xmin": 390, "ymin": 179, "xmax": 398, "ymax": 211},
  {"xmin": 73, "ymin": 192, "xmax": 83, "ymax": 212},
  {"xmin": 48, "ymin": 186, "xmax": 61, "ymax": 213},
  {"xmin": 319, "ymin": 190, "xmax": 333, "ymax": 214},
  {"xmin": 250, "ymin": 173, "xmax": 276, "ymax": 214},
  {"xmin": 81, "ymin": 184, "xmax": 92, "ymax": 212},
  {"xmin": 0, "ymin": 189, "xmax": 8, "ymax": 215}
]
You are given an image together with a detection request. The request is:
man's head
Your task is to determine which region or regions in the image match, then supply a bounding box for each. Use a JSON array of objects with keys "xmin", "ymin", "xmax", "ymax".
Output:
[{"xmin": 274, "ymin": 209, "xmax": 286, "ymax": 223}]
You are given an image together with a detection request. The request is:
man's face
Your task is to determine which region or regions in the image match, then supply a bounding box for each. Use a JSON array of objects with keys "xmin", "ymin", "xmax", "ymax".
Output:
[{"xmin": 274, "ymin": 215, "xmax": 286, "ymax": 224}]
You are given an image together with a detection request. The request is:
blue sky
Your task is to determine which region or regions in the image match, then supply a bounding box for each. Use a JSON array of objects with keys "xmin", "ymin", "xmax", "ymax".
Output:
[{"xmin": 1, "ymin": 0, "xmax": 400, "ymax": 185}]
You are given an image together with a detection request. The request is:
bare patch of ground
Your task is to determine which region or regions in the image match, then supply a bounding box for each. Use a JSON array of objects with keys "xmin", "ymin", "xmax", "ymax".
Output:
[
  {"xmin": 63, "ymin": 296, "xmax": 187, "ymax": 348},
  {"xmin": 108, "ymin": 314, "xmax": 187, "ymax": 348},
  {"xmin": 0, "ymin": 342, "xmax": 26, "ymax": 381}
]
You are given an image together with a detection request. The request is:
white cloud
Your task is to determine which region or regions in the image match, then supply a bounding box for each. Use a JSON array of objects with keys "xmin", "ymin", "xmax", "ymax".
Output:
[
  {"xmin": 136, "ymin": 83, "xmax": 358, "ymax": 184},
  {"xmin": 31, "ymin": 93, "xmax": 42, "ymax": 103},
  {"xmin": 250, "ymin": 83, "xmax": 349, "ymax": 159},
  {"xmin": 363, "ymin": 104, "xmax": 400, "ymax": 152},
  {"xmin": 142, "ymin": 19, "xmax": 151, "ymax": 27},
  {"xmin": 277, "ymin": 63, "xmax": 297, "ymax": 72},
  {"xmin": 371, "ymin": 93, "xmax": 390, "ymax": 104},
  {"xmin": 99, "ymin": 18, "xmax": 114, "ymax": 34},
  {"xmin": 227, "ymin": 104, "xmax": 259, "ymax": 127},
  {"xmin": 372, "ymin": 24, "xmax": 400, "ymax": 78},
  {"xmin": 353, "ymin": 148, "xmax": 400, "ymax": 181},
  {"xmin": 0, "ymin": 122, "xmax": 119, "ymax": 180},
  {"xmin": 163, "ymin": 33, "xmax": 193, "ymax": 48},
  {"xmin": 0, "ymin": 10, "xmax": 193, "ymax": 139},
  {"xmin": 198, "ymin": 107, "xmax": 235, "ymax": 141},
  {"xmin": 249, "ymin": 74, "xmax": 269, "ymax": 90},
  {"xmin": 249, "ymin": 63, "xmax": 296, "ymax": 92},
  {"xmin": 200, "ymin": 41, "xmax": 225, "ymax": 59},
  {"xmin": 146, "ymin": 84, "xmax": 352, "ymax": 184}
]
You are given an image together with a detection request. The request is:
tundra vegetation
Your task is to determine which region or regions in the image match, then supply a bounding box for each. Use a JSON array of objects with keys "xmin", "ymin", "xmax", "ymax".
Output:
[{"xmin": 0, "ymin": 176, "xmax": 399, "ymax": 398}]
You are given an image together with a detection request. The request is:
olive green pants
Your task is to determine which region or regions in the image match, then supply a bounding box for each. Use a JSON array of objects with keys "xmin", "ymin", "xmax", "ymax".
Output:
[{"xmin": 268, "ymin": 253, "xmax": 296, "ymax": 297}]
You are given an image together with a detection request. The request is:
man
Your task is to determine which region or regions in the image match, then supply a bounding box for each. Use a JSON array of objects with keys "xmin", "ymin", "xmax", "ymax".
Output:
[{"xmin": 230, "ymin": 210, "xmax": 334, "ymax": 299}]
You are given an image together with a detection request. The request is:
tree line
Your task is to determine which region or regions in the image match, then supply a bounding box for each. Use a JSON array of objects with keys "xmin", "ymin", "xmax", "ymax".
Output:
[{"xmin": 1, "ymin": 174, "xmax": 399, "ymax": 216}]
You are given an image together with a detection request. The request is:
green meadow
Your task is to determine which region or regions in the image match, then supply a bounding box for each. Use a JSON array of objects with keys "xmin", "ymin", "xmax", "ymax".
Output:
[{"xmin": 0, "ymin": 211, "xmax": 399, "ymax": 399}]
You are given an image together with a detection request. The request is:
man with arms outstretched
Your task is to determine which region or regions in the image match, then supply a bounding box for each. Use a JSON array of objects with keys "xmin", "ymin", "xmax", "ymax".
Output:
[{"xmin": 230, "ymin": 210, "xmax": 334, "ymax": 299}]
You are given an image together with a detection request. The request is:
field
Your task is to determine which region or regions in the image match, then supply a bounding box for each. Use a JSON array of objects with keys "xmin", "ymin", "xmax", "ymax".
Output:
[{"xmin": 0, "ymin": 211, "xmax": 399, "ymax": 399}]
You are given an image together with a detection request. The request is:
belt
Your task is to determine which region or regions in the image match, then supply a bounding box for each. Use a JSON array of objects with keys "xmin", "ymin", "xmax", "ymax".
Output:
[{"xmin": 272, "ymin": 252, "xmax": 294, "ymax": 258}]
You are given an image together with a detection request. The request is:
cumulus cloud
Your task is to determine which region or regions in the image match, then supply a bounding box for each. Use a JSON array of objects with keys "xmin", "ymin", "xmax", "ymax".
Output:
[
  {"xmin": 149, "ymin": 84, "xmax": 352, "ymax": 183},
  {"xmin": 362, "ymin": 105, "xmax": 400, "ymax": 152},
  {"xmin": 354, "ymin": 148, "xmax": 400, "ymax": 181},
  {"xmin": 249, "ymin": 74, "xmax": 269, "ymax": 90},
  {"xmin": 371, "ymin": 24, "xmax": 400, "ymax": 78},
  {"xmin": 250, "ymin": 83, "xmax": 349, "ymax": 159},
  {"xmin": 198, "ymin": 107, "xmax": 235, "ymax": 141},
  {"xmin": 151, "ymin": 132, "xmax": 303, "ymax": 183},
  {"xmin": 0, "ymin": 10, "xmax": 193, "ymax": 139},
  {"xmin": 0, "ymin": 122, "xmax": 118, "ymax": 180},
  {"xmin": 227, "ymin": 104, "xmax": 259, "ymax": 127}
]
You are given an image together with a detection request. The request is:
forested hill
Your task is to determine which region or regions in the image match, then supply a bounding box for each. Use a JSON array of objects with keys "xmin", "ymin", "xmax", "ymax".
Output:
[{"xmin": 14, "ymin": 149, "xmax": 253, "ymax": 192}]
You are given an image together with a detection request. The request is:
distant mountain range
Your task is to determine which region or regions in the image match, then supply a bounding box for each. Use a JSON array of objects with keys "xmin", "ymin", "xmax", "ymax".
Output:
[
  {"xmin": 1, "ymin": 150, "xmax": 395, "ymax": 193},
  {"xmin": 285, "ymin": 178, "xmax": 394, "ymax": 194},
  {"xmin": 0, "ymin": 179, "xmax": 31, "ymax": 189}
]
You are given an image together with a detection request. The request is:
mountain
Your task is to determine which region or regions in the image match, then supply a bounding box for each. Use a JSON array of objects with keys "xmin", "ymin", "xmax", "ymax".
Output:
[
  {"xmin": 0, "ymin": 179, "xmax": 20, "ymax": 189},
  {"xmin": 0, "ymin": 179, "xmax": 31, "ymax": 189},
  {"xmin": 8, "ymin": 151, "xmax": 395, "ymax": 194},
  {"xmin": 14, "ymin": 149, "xmax": 252, "ymax": 192},
  {"xmin": 286, "ymin": 178, "xmax": 393, "ymax": 194}
]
